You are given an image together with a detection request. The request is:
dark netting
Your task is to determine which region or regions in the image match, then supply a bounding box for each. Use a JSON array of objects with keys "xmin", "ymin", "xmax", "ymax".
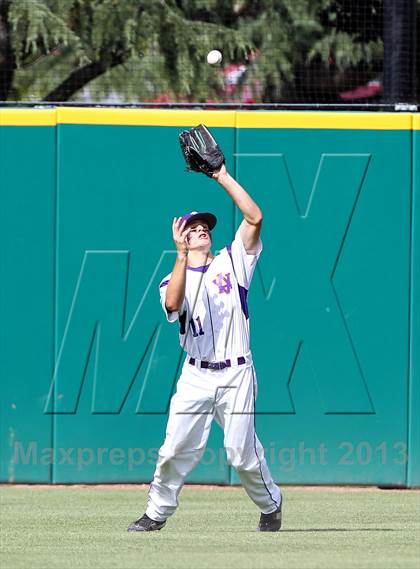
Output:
[{"xmin": 0, "ymin": 0, "xmax": 417, "ymax": 108}]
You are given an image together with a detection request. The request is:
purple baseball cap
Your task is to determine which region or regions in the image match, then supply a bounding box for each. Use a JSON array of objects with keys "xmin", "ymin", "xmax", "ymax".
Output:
[{"xmin": 179, "ymin": 211, "xmax": 217, "ymax": 230}]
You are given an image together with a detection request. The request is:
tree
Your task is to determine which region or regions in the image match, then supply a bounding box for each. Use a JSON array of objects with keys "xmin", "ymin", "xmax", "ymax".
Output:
[
  {"xmin": 0, "ymin": 0, "xmax": 418, "ymax": 103},
  {"xmin": 0, "ymin": 0, "xmax": 15, "ymax": 100},
  {"xmin": 234, "ymin": 0, "xmax": 384, "ymax": 102},
  {"xmin": 4, "ymin": 0, "xmax": 252, "ymax": 102}
]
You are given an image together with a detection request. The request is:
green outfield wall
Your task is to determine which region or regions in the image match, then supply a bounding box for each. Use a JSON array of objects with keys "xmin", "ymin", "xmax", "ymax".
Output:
[{"xmin": 0, "ymin": 109, "xmax": 418, "ymax": 487}]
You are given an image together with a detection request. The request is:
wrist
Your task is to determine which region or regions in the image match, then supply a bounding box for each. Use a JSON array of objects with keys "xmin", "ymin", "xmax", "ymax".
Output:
[
  {"xmin": 213, "ymin": 164, "xmax": 228, "ymax": 183},
  {"xmin": 214, "ymin": 170, "xmax": 229, "ymax": 184},
  {"xmin": 176, "ymin": 251, "xmax": 188, "ymax": 261}
]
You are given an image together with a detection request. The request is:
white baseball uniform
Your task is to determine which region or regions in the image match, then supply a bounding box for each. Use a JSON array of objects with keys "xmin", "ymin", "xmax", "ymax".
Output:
[{"xmin": 145, "ymin": 225, "xmax": 281, "ymax": 522}]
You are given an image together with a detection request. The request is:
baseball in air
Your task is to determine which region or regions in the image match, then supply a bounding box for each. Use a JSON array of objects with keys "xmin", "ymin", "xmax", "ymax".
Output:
[{"xmin": 207, "ymin": 50, "xmax": 222, "ymax": 65}]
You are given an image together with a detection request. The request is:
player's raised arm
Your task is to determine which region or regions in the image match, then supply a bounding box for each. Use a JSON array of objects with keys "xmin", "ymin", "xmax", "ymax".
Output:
[
  {"xmin": 178, "ymin": 123, "xmax": 262, "ymax": 253},
  {"xmin": 165, "ymin": 217, "xmax": 191, "ymax": 313},
  {"xmin": 213, "ymin": 164, "xmax": 263, "ymax": 254}
]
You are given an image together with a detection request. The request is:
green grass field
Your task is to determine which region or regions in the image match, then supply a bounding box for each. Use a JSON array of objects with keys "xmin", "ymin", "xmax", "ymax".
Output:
[{"xmin": 1, "ymin": 485, "xmax": 419, "ymax": 569}]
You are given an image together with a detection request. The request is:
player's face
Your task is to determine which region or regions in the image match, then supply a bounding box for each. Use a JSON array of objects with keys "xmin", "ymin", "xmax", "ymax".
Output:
[{"xmin": 186, "ymin": 220, "xmax": 212, "ymax": 251}]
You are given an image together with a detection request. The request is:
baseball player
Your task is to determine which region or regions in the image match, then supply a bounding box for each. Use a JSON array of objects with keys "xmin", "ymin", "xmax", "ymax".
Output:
[{"xmin": 128, "ymin": 156, "xmax": 282, "ymax": 532}]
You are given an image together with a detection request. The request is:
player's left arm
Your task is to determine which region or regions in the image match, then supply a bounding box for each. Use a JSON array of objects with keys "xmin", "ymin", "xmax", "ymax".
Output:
[{"xmin": 213, "ymin": 164, "xmax": 263, "ymax": 254}]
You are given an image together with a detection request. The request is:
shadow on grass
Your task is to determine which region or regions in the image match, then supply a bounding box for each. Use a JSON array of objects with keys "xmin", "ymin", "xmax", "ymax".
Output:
[{"xmin": 281, "ymin": 528, "xmax": 397, "ymax": 532}]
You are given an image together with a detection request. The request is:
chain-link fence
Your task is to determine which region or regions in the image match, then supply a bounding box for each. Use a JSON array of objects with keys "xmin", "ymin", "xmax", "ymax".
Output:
[{"xmin": 0, "ymin": 0, "xmax": 417, "ymax": 108}]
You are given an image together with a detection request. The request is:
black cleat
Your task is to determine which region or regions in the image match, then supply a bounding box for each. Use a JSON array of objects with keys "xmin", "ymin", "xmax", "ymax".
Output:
[
  {"xmin": 127, "ymin": 513, "xmax": 166, "ymax": 532},
  {"xmin": 257, "ymin": 503, "xmax": 282, "ymax": 532}
]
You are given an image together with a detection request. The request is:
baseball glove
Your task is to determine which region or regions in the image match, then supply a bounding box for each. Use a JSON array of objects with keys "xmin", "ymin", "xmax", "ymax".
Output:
[{"xmin": 179, "ymin": 124, "xmax": 225, "ymax": 178}]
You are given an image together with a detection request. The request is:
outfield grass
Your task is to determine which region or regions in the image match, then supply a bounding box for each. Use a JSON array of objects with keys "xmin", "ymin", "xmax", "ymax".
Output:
[{"xmin": 1, "ymin": 485, "xmax": 419, "ymax": 569}]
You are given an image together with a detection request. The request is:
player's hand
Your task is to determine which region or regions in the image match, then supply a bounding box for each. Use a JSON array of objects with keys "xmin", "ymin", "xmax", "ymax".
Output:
[{"xmin": 172, "ymin": 217, "xmax": 192, "ymax": 259}]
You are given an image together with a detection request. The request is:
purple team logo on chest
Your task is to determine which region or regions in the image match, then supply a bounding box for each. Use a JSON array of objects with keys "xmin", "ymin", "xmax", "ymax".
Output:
[{"xmin": 213, "ymin": 272, "xmax": 232, "ymax": 294}]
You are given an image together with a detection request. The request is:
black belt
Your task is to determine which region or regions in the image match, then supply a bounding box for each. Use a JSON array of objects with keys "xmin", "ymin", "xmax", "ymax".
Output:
[{"xmin": 188, "ymin": 356, "xmax": 246, "ymax": 371}]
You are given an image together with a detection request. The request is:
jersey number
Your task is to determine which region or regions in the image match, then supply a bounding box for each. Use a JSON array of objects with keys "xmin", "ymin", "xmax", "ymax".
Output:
[{"xmin": 190, "ymin": 316, "xmax": 204, "ymax": 337}]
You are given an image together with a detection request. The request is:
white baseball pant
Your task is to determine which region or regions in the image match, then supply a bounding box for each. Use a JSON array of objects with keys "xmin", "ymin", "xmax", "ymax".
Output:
[{"xmin": 145, "ymin": 356, "xmax": 281, "ymax": 521}]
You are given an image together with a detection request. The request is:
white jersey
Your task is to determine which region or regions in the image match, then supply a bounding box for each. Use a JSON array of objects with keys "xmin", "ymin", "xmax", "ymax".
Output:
[{"xmin": 159, "ymin": 226, "xmax": 262, "ymax": 361}]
